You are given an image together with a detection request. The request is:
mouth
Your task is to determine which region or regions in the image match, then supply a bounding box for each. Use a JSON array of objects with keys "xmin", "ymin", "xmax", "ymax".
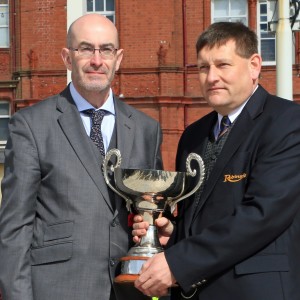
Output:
[
  {"xmin": 86, "ymin": 71, "xmax": 105, "ymax": 75},
  {"xmin": 207, "ymin": 86, "xmax": 225, "ymax": 93}
]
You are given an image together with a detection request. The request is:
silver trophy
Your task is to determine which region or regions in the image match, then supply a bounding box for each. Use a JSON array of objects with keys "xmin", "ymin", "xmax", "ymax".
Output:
[{"xmin": 103, "ymin": 148, "xmax": 205, "ymax": 283}]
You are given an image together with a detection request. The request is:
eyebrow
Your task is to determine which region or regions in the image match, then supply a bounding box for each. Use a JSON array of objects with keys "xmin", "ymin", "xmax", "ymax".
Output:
[
  {"xmin": 77, "ymin": 42, "xmax": 116, "ymax": 48},
  {"xmin": 198, "ymin": 58, "xmax": 232, "ymax": 64}
]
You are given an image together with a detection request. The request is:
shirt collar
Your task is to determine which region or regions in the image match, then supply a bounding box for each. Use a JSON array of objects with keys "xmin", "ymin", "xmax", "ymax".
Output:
[
  {"xmin": 217, "ymin": 85, "xmax": 259, "ymax": 126},
  {"xmin": 70, "ymin": 82, "xmax": 115, "ymax": 115}
]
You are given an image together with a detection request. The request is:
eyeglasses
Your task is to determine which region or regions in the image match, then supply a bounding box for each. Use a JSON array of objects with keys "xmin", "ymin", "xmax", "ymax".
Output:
[{"xmin": 69, "ymin": 45, "xmax": 118, "ymax": 59}]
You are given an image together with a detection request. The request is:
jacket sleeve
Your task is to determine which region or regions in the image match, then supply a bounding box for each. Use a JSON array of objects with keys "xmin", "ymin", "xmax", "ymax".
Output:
[
  {"xmin": 0, "ymin": 111, "xmax": 40, "ymax": 300},
  {"xmin": 153, "ymin": 121, "xmax": 163, "ymax": 170}
]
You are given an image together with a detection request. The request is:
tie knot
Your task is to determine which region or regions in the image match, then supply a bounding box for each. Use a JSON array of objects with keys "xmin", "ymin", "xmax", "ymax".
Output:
[
  {"xmin": 218, "ymin": 116, "xmax": 231, "ymax": 140},
  {"xmin": 220, "ymin": 116, "xmax": 231, "ymax": 129},
  {"xmin": 83, "ymin": 109, "xmax": 106, "ymax": 125}
]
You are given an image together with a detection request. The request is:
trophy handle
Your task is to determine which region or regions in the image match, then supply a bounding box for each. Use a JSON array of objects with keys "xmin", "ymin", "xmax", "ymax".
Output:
[
  {"xmin": 102, "ymin": 149, "xmax": 133, "ymax": 211},
  {"xmin": 169, "ymin": 153, "xmax": 205, "ymax": 211}
]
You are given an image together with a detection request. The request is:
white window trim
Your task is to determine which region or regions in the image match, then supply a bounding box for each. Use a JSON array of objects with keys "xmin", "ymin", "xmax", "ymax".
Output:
[
  {"xmin": 0, "ymin": 101, "xmax": 11, "ymax": 146},
  {"xmin": 211, "ymin": 0, "xmax": 248, "ymax": 25},
  {"xmin": 86, "ymin": 0, "xmax": 115, "ymax": 23},
  {"xmin": 0, "ymin": 2, "xmax": 9, "ymax": 48},
  {"xmin": 257, "ymin": 0, "xmax": 277, "ymax": 66}
]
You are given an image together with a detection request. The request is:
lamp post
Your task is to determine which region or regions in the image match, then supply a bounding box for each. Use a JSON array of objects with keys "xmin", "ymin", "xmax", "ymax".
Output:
[{"xmin": 276, "ymin": 0, "xmax": 293, "ymax": 100}]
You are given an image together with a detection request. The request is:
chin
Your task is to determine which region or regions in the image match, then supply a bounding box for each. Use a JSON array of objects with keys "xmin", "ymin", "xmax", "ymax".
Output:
[
  {"xmin": 80, "ymin": 81, "xmax": 110, "ymax": 92},
  {"xmin": 207, "ymin": 96, "xmax": 224, "ymax": 106}
]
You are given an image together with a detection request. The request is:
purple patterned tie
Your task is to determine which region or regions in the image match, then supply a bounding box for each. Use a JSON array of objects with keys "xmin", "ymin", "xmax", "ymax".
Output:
[
  {"xmin": 83, "ymin": 109, "xmax": 106, "ymax": 156},
  {"xmin": 218, "ymin": 116, "xmax": 231, "ymax": 140}
]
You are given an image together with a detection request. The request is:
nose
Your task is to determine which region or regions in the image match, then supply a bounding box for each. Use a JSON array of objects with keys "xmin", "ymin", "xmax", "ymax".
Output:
[
  {"xmin": 207, "ymin": 65, "xmax": 219, "ymax": 83},
  {"xmin": 90, "ymin": 51, "xmax": 103, "ymax": 66}
]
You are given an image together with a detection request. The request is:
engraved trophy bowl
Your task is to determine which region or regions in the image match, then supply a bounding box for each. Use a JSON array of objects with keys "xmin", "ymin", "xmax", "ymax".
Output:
[{"xmin": 103, "ymin": 148, "xmax": 205, "ymax": 283}]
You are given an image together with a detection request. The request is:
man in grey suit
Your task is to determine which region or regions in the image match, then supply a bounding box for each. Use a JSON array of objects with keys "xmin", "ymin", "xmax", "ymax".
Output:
[{"xmin": 0, "ymin": 14, "xmax": 162, "ymax": 300}]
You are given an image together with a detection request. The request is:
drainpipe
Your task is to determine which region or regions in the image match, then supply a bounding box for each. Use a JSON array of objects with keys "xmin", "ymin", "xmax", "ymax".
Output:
[{"xmin": 182, "ymin": 0, "xmax": 187, "ymax": 96}]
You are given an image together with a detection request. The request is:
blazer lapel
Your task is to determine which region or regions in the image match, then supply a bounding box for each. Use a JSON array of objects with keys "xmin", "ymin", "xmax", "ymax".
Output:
[
  {"xmin": 56, "ymin": 88, "xmax": 113, "ymax": 211},
  {"xmin": 183, "ymin": 113, "xmax": 217, "ymax": 235},
  {"xmin": 190, "ymin": 85, "xmax": 267, "ymax": 224}
]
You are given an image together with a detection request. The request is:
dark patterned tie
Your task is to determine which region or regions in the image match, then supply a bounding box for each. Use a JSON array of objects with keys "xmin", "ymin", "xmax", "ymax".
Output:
[
  {"xmin": 218, "ymin": 116, "xmax": 231, "ymax": 140},
  {"xmin": 83, "ymin": 109, "xmax": 106, "ymax": 156}
]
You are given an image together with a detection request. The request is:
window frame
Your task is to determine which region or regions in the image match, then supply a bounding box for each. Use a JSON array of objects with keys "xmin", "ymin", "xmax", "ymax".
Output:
[
  {"xmin": 211, "ymin": 0, "xmax": 248, "ymax": 25},
  {"xmin": 86, "ymin": 0, "xmax": 115, "ymax": 23},
  {"xmin": 0, "ymin": 0, "xmax": 9, "ymax": 48},
  {"xmin": 0, "ymin": 100, "xmax": 11, "ymax": 147},
  {"xmin": 257, "ymin": 0, "xmax": 277, "ymax": 66}
]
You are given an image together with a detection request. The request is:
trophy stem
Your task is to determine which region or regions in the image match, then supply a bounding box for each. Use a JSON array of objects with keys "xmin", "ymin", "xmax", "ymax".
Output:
[{"xmin": 138, "ymin": 225, "xmax": 162, "ymax": 250}]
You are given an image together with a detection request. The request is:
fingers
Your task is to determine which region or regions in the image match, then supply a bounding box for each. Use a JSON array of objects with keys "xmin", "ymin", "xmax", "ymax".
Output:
[
  {"xmin": 134, "ymin": 253, "xmax": 174, "ymax": 297},
  {"xmin": 133, "ymin": 214, "xmax": 143, "ymax": 223},
  {"xmin": 155, "ymin": 216, "xmax": 170, "ymax": 227},
  {"xmin": 132, "ymin": 215, "xmax": 149, "ymax": 243}
]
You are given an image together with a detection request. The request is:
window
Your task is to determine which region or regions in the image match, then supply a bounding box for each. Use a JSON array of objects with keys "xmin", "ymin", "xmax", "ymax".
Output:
[
  {"xmin": 212, "ymin": 0, "xmax": 248, "ymax": 25},
  {"xmin": 257, "ymin": 1, "xmax": 276, "ymax": 65},
  {"xmin": 86, "ymin": 0, "xmax": 115, "ymax": 23},
  {"xmin": 0, "ymin": 0, "xmax": 9, "ymax": 48},
  {"xmin": 0, "ymin": 101, "xmax": 10, "ymax": 146}
]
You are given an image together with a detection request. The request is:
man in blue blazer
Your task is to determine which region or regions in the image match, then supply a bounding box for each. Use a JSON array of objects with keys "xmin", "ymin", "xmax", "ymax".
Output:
[
  {"xmin": 0, "ymin": 14, "xmax": 162, "ymax": 300},
  {"xmin": 133, "ymin": 22, "xmax": 300, "ymax": 300}
]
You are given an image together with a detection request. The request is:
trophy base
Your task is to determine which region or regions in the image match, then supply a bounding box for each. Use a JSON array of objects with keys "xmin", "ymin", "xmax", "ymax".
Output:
[
  {"xmin": 114, "ymin": 274, "xmax": 139, "ymax": 283},
  {"xmin": 114, "ymin": 228, "xmax": 164, "ymax": 284},
  {"xmin": 114, "ymin": 255, "xmax": 149, "ymax": 284}
]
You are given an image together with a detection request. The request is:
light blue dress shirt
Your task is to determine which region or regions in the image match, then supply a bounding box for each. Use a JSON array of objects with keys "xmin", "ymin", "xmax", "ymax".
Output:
[{"xmin": 70, "ymin": 82, "xmax": 115, "ymax": 153}]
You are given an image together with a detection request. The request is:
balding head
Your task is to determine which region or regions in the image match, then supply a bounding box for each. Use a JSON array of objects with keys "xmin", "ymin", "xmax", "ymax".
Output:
[{"xmin": 67, "ymin": 14, "xmax": 119, "ymax": 49}]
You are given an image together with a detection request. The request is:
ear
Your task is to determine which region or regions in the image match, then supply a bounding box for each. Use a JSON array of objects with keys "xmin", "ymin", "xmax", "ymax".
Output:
[
  {"xmin": 61, "ymin": 48, "xmax": 73, "ymax": 71},
  {"xmin": 115, "ymin": 49, "xmax": 124, "ymax": 72},
  {"xmin": 249, "ymin": 53, "xmax": 262, "ymax": 81}
]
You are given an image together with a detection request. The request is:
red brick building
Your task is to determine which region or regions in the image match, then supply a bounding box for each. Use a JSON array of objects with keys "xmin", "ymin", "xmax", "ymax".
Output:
[{"xmin": 1, "ymin": 0, "xmax": 300, "ymax": 171}]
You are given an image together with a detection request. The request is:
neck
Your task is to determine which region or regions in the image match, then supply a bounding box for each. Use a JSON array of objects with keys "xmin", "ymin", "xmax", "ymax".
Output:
[{"xmin": 79, "ymin": 88, "xmax": 110, "ymax": 108}]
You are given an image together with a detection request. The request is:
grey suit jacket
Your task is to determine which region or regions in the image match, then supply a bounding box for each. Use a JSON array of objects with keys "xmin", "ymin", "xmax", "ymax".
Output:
[{"xmin": 0, "ymin": 87, "xmax": 163, "ymax": 300}]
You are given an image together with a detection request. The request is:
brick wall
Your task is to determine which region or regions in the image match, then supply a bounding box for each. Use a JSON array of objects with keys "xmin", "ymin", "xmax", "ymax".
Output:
[{"xmin": 2, "ymin": 0, "xmax": 300, "ymax": 169}]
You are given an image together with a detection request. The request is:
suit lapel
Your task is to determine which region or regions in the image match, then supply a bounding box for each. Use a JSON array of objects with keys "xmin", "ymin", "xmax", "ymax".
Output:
[
  {"xmin": 114, "ymin": 96, "xmax": 135, "ymax": 168},
  {"xmin": 56, "ymin": 88, "xmax": 113, "ymax": 211},
  {"xmin": 190, "ymin": 86, "xmax": 268, "ymax": 225}
]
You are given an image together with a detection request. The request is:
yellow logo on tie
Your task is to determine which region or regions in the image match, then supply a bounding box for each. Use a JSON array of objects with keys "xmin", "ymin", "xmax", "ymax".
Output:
[{"xmin": 223, "ymin": 173, "xmax": 247, "ymax": 182}]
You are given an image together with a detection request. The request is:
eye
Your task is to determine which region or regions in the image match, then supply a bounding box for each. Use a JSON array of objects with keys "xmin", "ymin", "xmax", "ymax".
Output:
[
  {"xmin": 101, "ymin": 47, "xmax": 114, "ymax": 55},
  {"xmin": 218, "ymin": 63, "xmax": 230, "ymax": 68},
  {"xmin": 79, "ymin": 46, "xmax": 94, "ymax": 54},
  {"xmin": 198, "ymin": 65, "xmax": 209, "ymax": 71}
]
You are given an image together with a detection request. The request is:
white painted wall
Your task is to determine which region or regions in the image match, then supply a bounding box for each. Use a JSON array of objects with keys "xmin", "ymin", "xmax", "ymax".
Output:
[{"xmin": 66, "ymin": 0, "xmax": 85, "ymax": 82}]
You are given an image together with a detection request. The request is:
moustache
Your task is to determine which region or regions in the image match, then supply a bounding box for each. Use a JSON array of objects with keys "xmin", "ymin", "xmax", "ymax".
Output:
[{"xmin": 85, "ymin": 67, "xmax": 108, "ymax": 74}]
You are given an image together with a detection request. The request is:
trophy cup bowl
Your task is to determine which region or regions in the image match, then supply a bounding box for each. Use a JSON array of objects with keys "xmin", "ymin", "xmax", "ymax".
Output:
[{"xmin": 103, "ymin": 149, "xmax": 205, "ymax": 283}]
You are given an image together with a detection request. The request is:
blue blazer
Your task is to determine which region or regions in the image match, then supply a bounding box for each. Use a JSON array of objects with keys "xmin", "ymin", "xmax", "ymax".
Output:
[{"xmin": 166, "ymin": 85, "xmax": 300, "ymax": 300}]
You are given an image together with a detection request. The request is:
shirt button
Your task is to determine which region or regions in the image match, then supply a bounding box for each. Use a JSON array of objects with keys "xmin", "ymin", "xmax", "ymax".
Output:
[
  {"xmin": 111, "ymin": 220, "xmax": 119, "ymax": 227},
  {"xmin": 110, "ymin": 259, "xmax": 116, "ymax": 266}
]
